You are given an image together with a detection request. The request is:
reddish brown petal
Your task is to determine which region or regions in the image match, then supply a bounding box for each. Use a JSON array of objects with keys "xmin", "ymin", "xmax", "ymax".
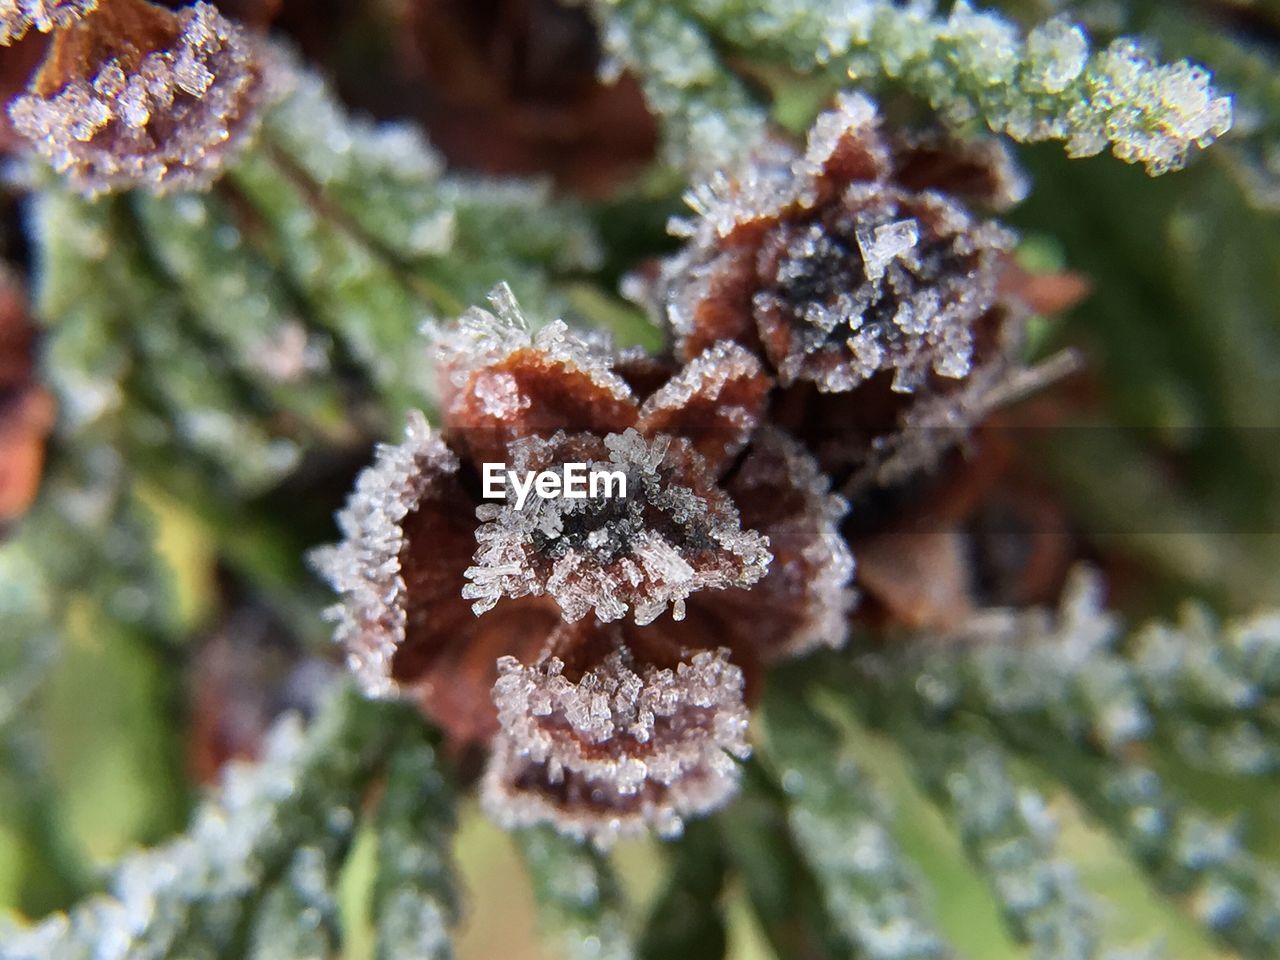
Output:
[
  {"xmin": 0, "ymin": 32, "xmax": 47, "ymax": 153},
  {"xmin": 0, "ymin": 387, "xmax": 54, "ymax": 527},
  {"xmin": 997, "ymin": 255, "xmax": 1092, "ymax": 316},
  {"xmin": 312, "ymin": 409, "xmax": 566, "ymax": 748},
  {"xmin": 406, "ymin": 597, "xmax": 562, "ymax": 747},
  {"xmin": 889, "ymin": 130, "xmax": 1028, "ymax": 211},
  {"xmin": 0, "ymin": 270, "xmax": 53, "ymax": 530},
  {"xmin": 853, "ymin": 531, "xmax": 974, "ymax": 631},
  {"xmin": 637, "ymin": 341, "xmax": 771, "ymax": 473},
  {"xmin": 481, "ymin": 642, "xmax": 750, "ymax": 845},
  {"xmin": 311, "ymin": 411, "xmax": 467, "ymax": 697},
  {"xmin": 695, "ymin": 427, "xmax": 855, "ymax": 661},
  {"xmin": 435, "ymin": 284, "xmax": 639, "ymax": 465}
]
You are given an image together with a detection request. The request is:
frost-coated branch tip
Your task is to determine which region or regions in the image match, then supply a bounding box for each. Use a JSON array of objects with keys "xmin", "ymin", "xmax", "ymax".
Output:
[{"xmin": 587, "ymin": 0, "xmax": 1233, "ymax": 175}]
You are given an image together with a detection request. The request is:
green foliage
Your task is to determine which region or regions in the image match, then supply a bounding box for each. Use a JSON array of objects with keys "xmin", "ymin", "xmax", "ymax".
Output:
[
  {"xmin": 586, "ymin": 0, "xmax": 1231, "ymax": 173},
  {"xmin": 759, "ymin": 692, "xmax": 948, "ymax": 960},
  {"xmin": 516, "ymin": 828, "xmax": 635, "ymax": 960},
  {"xmin": 1, "ymin": 688, "xmax": 435, "ymax": 960}
]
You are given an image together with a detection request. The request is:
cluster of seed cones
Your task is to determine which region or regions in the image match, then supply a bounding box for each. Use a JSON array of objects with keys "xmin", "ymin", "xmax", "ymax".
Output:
[
  {"xmin": 316, "ymin": 92, "xmax": 1080, "ymax": 844},
  {"xmin": 1, "ymin": 0, "xmax": 266, "ymax": 195}
]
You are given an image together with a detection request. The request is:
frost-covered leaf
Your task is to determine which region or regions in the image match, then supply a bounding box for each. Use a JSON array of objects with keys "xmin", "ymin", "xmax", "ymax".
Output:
[
  {"xmin": 0, "ymin": 686, "xmax": 425, "ymax": 960},
  {"xmin": 587, "ymin": 0, "xmax": 1231, "ymax": 174},
  {"xmin": 761, "ymin": 690, "xmax": 950, "ymax": 960},
  {"xmin": 370, "ymin": 739, "xmax": 458, "ymax": 960},
  {"xmin": 515, "ymin": 828, "xmax": 634, "ymax": 960}
]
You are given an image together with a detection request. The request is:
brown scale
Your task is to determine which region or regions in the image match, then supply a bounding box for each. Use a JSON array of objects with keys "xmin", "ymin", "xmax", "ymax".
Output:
[
  {"xmin": 442, "ymin": 346, "xmax": 640, "ymax": 468},
  {"xmin": 30, "ymin": 0, "xmax": 183, "ymax": 97},
  {"xmin": 9, "ymin": 0, "xmax": 266, "ymax": 195}
]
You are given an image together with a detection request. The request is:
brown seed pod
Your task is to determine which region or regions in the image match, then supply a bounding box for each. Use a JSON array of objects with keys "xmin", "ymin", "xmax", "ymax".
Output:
[
  {"xmin": 642, "ymin": 93, "xmax": 1072, "ymax": 498},
  {"xmin": 316, "ymin": 286, "xmax": 856, "ymax": 840},
  {"xmin": 393, "ymin": 0, "xmax": 658, "ymax": 196},
  {"xmin": 8, "ymin": 0, "xmax": 267, "ymax": 195},
  {"xmin": 658, "ymin": 92, "xmax": 1023, "ymax": 395}
]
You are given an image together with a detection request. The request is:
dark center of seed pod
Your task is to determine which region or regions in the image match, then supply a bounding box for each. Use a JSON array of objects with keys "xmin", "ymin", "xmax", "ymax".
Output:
[{"xmin": 464, "ymin": 428, "xmax": 771, "ymax": 625}]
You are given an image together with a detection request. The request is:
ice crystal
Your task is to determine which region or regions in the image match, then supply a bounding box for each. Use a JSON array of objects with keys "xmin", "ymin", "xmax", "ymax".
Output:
[
  {"xmin": 483, "ymin": 646, "xmax": 751, "ymax": 845},
  {"xmin": 9, "ymin": 0, "xmax": 266, "ymax": 195},
  {"xmin": 657, "ymin": 92, "xmax": 1016, "ymax": 394},
  {"xmin": 464, "ymin": 427, "xmax": 771, "ymax": 625},
  {"xmin": 0, "ymin": 0, "xmax": 94, "ymax": 44}
]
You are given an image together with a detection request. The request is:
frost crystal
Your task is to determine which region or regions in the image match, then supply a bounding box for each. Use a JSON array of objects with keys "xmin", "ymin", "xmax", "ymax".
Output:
[
  {"xmin": 464, "ymin": 428, "xmax": 771, "ymax": 625},
  {"xmin": 8, "ymin": 0, "xmax": 267, "ymax": 196},
  {"xmin": 656, "ymin": 92, "xmax": 1016, "ymax": 394},
  {"xmin": 0, "ymin": 0, "xmax": 94, "ymax": 44},
  {"xmin": 483, "ymin": 646, "xmax": 751, "ymax": 845}
]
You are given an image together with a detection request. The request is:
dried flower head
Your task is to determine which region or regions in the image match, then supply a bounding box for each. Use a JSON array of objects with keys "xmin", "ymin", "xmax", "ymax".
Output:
[
  {"xmin": 482, "ymin": 643, "xmax": 751, "ymax": 843},
  {"xmin": 8, "ymin": 0, "xmax": 266, "ymax": 195},
  {"xmin": 317, "ymin": 285, "xmax": 856, "ymax": 840},
  {"xmin": 640, "ymin": 92, "xmax": 1082, "ymax": 497},
  {"xmin": 656, "ymin": 92, "xmax": 1023, "ymax": 395},
  {"xmin": 0, "ymin": 0, "xmax": 95, "ymax": 45}
]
